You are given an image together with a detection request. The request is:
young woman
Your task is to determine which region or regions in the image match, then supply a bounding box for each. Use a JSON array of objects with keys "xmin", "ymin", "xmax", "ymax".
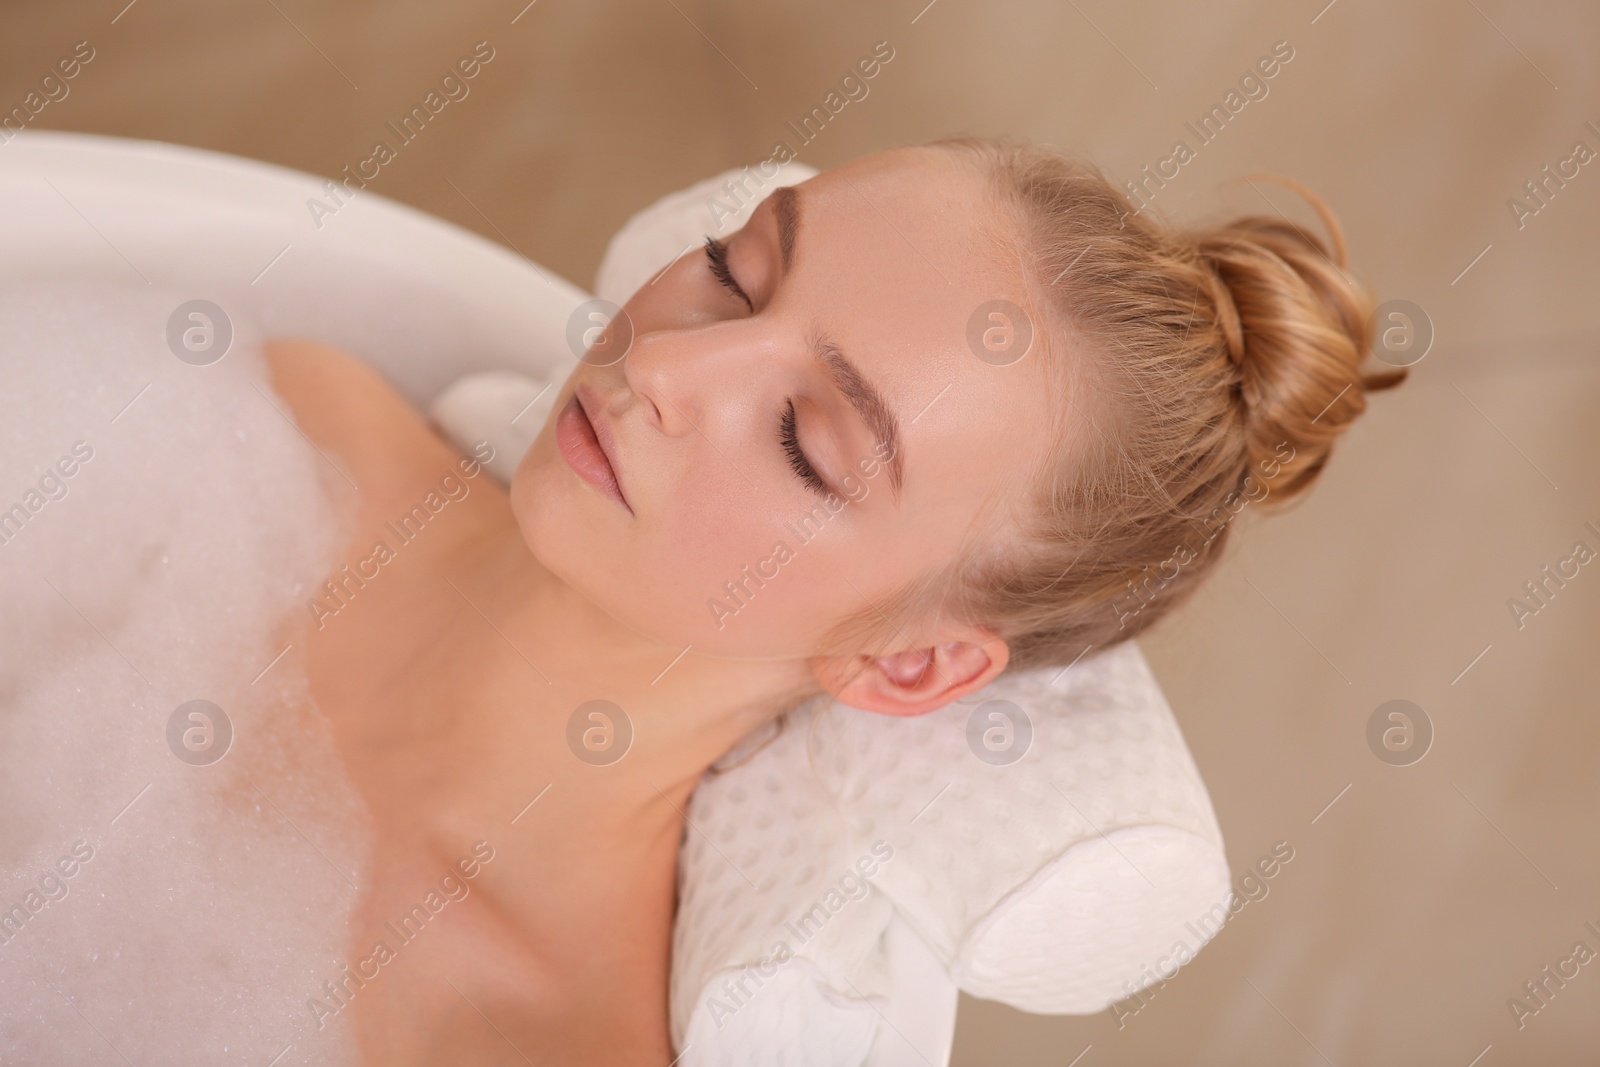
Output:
[{"xmin": 267, "ymin": 136, "xmax": 1405, "ymax": 1065}]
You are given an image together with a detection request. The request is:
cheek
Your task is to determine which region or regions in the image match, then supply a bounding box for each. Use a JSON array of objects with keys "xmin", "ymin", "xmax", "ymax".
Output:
[
  {"xmin": 512, "ymin": 431, "xmax": 844, "ymax": 656},
  {"xmin": 645, "ymin": 471, "xmax": 835, "ymax": 654}
]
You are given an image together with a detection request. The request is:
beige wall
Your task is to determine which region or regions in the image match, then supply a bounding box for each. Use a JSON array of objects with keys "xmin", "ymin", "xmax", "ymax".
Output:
[{"xmin": 5, "ymin": 0, "xmax": 1596, "ymax": 1062}]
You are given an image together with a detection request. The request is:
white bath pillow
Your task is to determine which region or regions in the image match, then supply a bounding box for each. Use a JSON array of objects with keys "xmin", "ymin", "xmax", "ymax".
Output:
[{"xmin": 667, "ymin": 642, "xmax": 1230, "ymax": 1061}]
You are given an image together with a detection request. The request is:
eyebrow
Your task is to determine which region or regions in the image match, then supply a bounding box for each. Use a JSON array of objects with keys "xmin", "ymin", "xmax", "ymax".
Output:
[
  {"xmin": 774, "ymin": 184, "xmax": 799, "ymax": 274},
  {"xmin": 813, "ymin": 332, "xmax": 904, "ymax": 503},
  {"xmin": 771, "ymin": 186, "xmax": 905, "ymax": 503}
]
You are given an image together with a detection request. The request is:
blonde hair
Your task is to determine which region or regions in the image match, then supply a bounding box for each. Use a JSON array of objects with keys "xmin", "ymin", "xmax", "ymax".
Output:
[{"xmin": 819, "ymin": 135, "xmax": 1409, "ymax": 676}]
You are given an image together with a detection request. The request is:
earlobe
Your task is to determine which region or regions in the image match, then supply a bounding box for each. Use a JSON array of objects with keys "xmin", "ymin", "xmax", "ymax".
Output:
[{"xmin": 811, "ymin": 632, "xmax": 1010, "ymax": 718}]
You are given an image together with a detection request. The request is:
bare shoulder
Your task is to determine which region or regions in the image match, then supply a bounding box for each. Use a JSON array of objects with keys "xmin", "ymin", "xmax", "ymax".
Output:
[{"xmin": 263, "ymin": 337, "xmax": 463, "ymax": 495}]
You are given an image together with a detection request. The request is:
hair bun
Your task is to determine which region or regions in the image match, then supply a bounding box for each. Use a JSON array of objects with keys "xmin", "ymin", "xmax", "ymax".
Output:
[
  {"xmin": 1189, "ymin": 177, "xmax": 1406, "ymax": 503},
  {"xmin": 1201, "ymin": 263, "xmax": 1248, "ymax": 371}
]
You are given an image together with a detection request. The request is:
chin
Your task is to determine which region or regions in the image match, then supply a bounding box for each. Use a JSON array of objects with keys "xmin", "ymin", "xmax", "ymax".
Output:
[
  {"xmin": 511, "ymin": 427, "xmax": 599, "ymax": 530},
  {"xmin": 508, "ymin": 430, "xmax": 574, "ymax": 564},
  {"xmin": 508, "ymin": 431, "xmax": 643, "ymax": 612}
]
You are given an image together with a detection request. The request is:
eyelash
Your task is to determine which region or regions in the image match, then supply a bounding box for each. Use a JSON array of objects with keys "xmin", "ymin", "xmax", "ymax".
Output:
[
  {"xmin": 703, "ymin": 236, "xmax": 752, "ymax": 312},
  {"xmin": 702, "ymin": 236, "xmax": 830, "ymax": 499},
  {"xmin": 779, "ymin": 400, "xmax": 829, "ymax": 497}
]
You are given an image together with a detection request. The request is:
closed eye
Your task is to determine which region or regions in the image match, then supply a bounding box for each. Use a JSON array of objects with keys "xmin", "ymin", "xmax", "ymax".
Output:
[
  {"xmin": 780, "ymin": 399, "xmax": 829, "ymax": 497},
  {"xmin": 703, "ymin": 236, "xmax": 753, "ymax": 313}
]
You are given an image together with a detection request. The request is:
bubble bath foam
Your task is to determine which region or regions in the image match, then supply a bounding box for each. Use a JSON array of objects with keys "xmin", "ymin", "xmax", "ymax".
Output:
[{"xmin": 0, "ymin": 280, "xmax": 370, "ymax": 1066}]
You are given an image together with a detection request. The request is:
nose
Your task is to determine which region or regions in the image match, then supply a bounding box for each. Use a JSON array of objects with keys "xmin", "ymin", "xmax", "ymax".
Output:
[{"xmin": 622, "ymin": 319, "xmax": 780, "ymax": 439}]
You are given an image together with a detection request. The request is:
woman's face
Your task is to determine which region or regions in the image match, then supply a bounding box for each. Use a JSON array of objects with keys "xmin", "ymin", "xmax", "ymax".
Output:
[{"xmin": 512, "ymin": 146, "xmax": 1056, "ymax": 661}]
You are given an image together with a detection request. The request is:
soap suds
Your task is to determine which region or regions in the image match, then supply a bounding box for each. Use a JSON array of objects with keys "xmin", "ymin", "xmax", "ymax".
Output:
[{"xmin": 0, "ymin": 280, "xmax": 369, "ymax": 1066}]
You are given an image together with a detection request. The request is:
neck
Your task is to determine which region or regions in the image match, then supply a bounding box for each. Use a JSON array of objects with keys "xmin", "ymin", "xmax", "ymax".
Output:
[{"xmin": 459, "ymin": 518, "xmax": 820, "ymax": 810}]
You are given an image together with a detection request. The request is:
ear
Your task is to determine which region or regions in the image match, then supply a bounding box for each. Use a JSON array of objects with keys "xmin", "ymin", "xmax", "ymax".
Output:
[{"xmin": 809, "ymin": 627, "xmax": 1011, "ymax": 717}]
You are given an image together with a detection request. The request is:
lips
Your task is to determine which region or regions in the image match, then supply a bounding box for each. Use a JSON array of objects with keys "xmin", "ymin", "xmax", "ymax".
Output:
[{"xmin": 556, "ymin": 386, "xmax": 631, "ymax": 513}]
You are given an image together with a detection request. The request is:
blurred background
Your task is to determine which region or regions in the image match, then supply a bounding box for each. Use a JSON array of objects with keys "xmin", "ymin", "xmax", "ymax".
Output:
[{"xmin": 3, "ymin": 0, "xmax": 1594, "ymax": 1062}]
